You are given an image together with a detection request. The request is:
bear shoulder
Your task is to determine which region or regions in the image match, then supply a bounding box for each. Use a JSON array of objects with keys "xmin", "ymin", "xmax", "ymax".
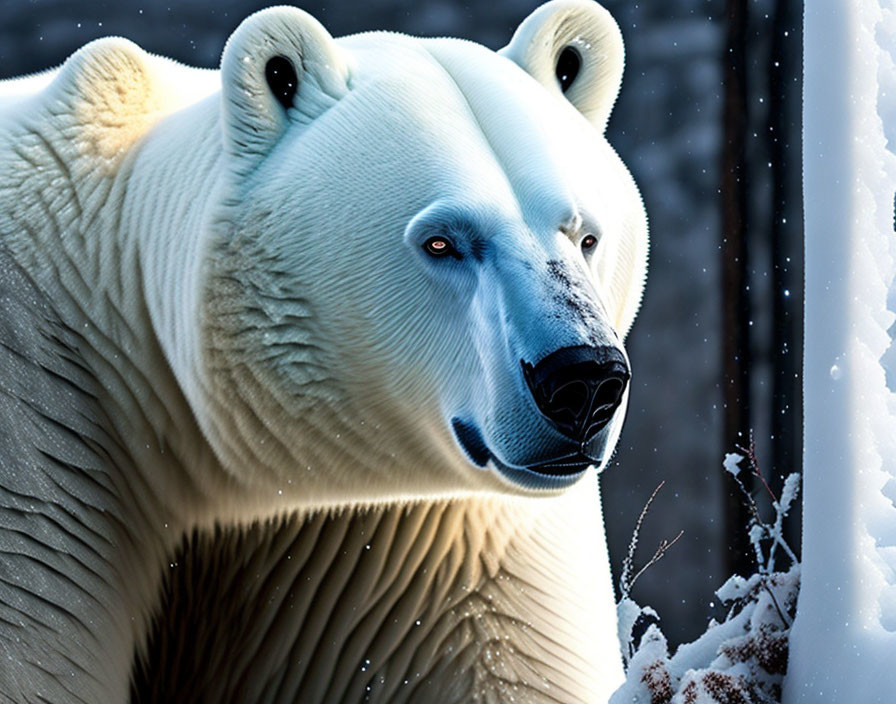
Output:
[
  {"xmin": 0, "ymin": 38, "xmax": 219, "ymax": 262},
  {"xmin": 0, "ymin": 37, "xmax": 217, "ymax": 168}
]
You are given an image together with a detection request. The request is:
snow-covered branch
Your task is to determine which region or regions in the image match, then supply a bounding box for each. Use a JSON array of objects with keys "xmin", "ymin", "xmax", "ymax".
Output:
[{"xmin": 612, "ymin": 454, "xmax": 800, "ymax": 704}]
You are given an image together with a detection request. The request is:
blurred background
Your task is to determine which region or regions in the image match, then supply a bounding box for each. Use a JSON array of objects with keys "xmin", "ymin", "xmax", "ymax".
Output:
[{"xmin": 0, "ymin": 0, "xmax": 803, "ymax": 648}]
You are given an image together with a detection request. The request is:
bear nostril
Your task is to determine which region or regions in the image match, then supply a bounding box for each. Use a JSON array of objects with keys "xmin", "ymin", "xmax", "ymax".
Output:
[
  {"xmin": 523, "ymin": 346, "xmax": 629, "ymax": 442},
  {"xmin": 548, "ymin": 380, "xmax": 591, "ymax": 420},
  {"xmin": 594, "ymin": 377, "xmax": 625, "ymax": 412},
  {"xmin": 584, "ymin": 372, "xmax": 628, "ymax": 441}
]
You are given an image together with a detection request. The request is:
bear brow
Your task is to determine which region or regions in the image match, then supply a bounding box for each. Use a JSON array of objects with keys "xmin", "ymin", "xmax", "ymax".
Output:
[
  {"xmin": 448, "ymin": 214, "xmax": 491, "ymax": 262},
  {"xmin": 469, "ymin": 237, "xmax": 487, "ymax": 262},
  {"xmin": 420, "ymin": 204, "xmax": 492, "ymax": 261}
]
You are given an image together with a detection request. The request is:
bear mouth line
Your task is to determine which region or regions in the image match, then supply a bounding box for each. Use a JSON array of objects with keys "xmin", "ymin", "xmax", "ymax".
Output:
[
  {"xmin": 517, "ymin": 453, "xmax": 594, "ymax": 476},
  {"xmin": 450, "ymin": 417, "xmax": 594, "ymax": 481},
  {"xmin": 487, "ymin": 454, "xmax": 590, "ymax": 490}
]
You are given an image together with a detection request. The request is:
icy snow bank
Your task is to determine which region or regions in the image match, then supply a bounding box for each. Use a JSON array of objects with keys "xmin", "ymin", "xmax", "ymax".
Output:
[{"xmin": 785, "ymin": 3, "xmax": 896, "ymax": 702}]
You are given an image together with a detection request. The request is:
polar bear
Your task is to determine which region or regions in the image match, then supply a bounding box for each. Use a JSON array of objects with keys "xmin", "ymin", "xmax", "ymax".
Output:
[{"xmin": 0, "ymin": 1, "xmax": 647, "ymax": 702}]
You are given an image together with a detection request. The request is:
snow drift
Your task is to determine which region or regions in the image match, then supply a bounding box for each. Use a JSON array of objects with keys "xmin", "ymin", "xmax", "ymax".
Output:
[{"xmin": 786, "ymin": 3, "xmax": 896, "ymax": 702}]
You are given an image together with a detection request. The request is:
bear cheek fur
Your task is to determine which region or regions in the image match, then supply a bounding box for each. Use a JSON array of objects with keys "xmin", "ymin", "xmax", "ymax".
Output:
[
  {"xmin": 196, "ymin": 197, "xmax": 482, "ymax": 501},
  {"xmin": 192, "ymin": 101, "xmax": 498, "ymax": 497}
]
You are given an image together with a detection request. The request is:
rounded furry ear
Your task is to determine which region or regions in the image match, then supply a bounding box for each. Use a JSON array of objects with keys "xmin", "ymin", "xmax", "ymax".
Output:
[
  {"xmin": 220, "ymin": 6, "xmax": 349, "ymax": 171},
  {"xmin": 500, "ymin": 0, "xmax": 624, "ymax": 132}
]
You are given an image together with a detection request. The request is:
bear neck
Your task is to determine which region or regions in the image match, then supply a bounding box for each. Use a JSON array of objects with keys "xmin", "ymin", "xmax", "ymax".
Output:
[{"xmin": 135, "ymin": 482, "xmax": 624, "ymax": 703}]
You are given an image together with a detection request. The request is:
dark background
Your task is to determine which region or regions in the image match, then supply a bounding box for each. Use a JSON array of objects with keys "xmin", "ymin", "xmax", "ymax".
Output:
[{"xmin": 0, "ymin": 0, "xmax": 802, "ymax": 648}]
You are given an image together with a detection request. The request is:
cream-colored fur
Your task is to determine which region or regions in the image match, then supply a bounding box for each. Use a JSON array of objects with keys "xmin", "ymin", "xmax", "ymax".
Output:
[{"xmin": 0, "ymin": 2, "xmax": 647, "ymax": 701}]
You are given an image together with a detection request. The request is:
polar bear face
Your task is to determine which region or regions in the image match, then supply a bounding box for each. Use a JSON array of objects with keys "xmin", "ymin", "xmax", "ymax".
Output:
[{"xmin": 196, "ymin": 1, "xmax": 647, "ymax": 501}]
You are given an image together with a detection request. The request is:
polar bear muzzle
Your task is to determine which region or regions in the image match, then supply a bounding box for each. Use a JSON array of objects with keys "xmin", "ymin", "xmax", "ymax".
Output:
[{"xmin": 450, "ymin": 343, "xmax": 630, "ymax": 489}]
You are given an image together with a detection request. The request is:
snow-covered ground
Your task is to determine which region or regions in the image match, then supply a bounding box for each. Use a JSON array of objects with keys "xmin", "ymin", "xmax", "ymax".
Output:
[{"xmin": 785, "ymin": 3, "xmax": 896, "ymax": 701}]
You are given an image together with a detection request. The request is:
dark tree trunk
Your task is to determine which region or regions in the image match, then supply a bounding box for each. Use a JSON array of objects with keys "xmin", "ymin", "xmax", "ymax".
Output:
[
  {"xmin": 769, "ymin": 0, "xmax": 803, "ymax": 557},
  {"xmin": 722, "ymin": 0, "xmax": 755, "ymax": 577}
]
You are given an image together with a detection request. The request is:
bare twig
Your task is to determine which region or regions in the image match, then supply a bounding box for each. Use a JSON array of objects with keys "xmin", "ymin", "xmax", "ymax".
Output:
[
  {"xmin": 628, "ymin": 530, "xmax": 685, "ymax": 591},
  {"xmin": 730, "ymin": 434, "xmax": 800, "ymax": 575},
  {"xmin": 730, "ymin": 471, "xmax": 763, "ymax": 526},
  {"xmin": 620, "ymin": 481, "xmax": 664, "ymax": 596},
  {"xmin": 767, "ymin": 474, "xmax": 800, "ymax": 572},
  {"xmin": 725, "ymin": 435, "xmax": 800, "ymax": 627},
  {"xmin": 736, "ymin": 431, "xmax": 777, "ymax": 504},
  {"xmin": 620, "ymin": 481, "xmax": 684, "ymax": 598}
]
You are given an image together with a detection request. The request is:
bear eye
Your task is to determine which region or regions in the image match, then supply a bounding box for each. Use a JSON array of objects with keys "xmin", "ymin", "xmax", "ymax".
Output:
[
  {"xmin": 581, "ymin": 234, "xmax": 598, "ymax": 251},
  {"xmin": 423, "ymin": 236, "xmax": 460, "ymax": 259},
  {"xmin": 556, "ymin": 46, "xmax": 582, "ymax": 94}
]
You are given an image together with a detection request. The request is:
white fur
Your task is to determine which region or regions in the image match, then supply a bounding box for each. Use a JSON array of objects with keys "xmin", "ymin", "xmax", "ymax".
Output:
[{"xmin": 0, "ymin": 2, "xmax": 647, "ymax": 701}]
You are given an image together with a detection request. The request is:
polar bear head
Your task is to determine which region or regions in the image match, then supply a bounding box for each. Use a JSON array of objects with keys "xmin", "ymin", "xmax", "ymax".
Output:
[{"xmin": 192, "ymin": 0, "xmax": 647, "ymax": 503}]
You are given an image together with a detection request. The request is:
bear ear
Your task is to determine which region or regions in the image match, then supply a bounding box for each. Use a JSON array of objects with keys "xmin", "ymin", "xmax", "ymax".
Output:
[
  {"xmin": 220, "ymin": 6, "xmax": 349, "ymax": 171},
  {"xmin": 500, "ymin": 0, "xmax": 624, "ymax": 132}
]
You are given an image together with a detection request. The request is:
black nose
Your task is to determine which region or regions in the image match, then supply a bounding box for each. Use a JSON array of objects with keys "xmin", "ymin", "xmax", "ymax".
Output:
[{"xmin": 522, "ymin": 345, "xmax": 630, "ymax": 442}]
